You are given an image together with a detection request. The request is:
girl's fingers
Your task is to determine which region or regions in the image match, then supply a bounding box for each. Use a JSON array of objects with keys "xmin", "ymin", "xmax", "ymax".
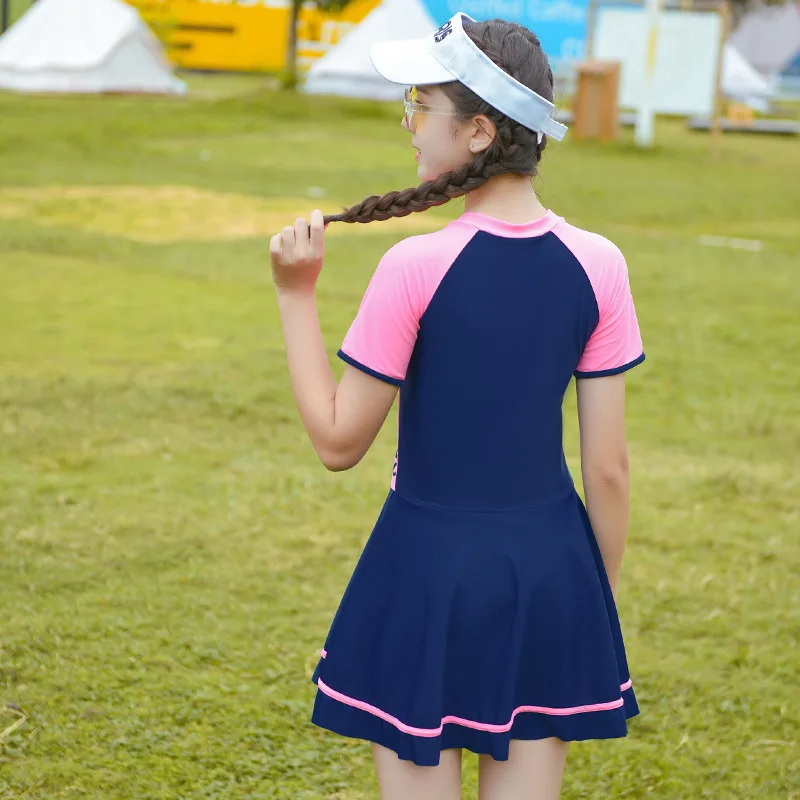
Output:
[
  {"xmin": 281, "ymin": 226, "xmax": 295, "ymax": 259},
  {"xmin": 273, "ymin": 216, "xmax": 321, "ymax": 276},
  {"xmin": 294, "ymin": 217, "xmax": 309, "ymax": 245},
  {"xmin": 269, "ymin": 233, "xmax": 282, "ymax": 264},
  {"xmin": 310, "ymin": 209, "xmax": 325, "ymax": 256}
]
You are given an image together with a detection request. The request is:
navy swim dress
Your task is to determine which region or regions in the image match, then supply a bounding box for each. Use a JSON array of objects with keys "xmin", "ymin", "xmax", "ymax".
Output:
[{"xmin": 310, "ymin": 210, "xmax": 645, "ymax": 766}]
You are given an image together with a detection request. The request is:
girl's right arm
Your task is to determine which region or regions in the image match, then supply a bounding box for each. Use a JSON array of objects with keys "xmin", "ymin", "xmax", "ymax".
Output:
[{"xmin": 576, "ymin": 373, "xmax": 630, "ymax": 600}]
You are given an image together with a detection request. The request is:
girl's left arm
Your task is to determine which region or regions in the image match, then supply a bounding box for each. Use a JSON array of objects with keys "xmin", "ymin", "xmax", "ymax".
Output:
[{"xmin": 271, "ymin": 212, "xmax": 398, "ymax": 472}]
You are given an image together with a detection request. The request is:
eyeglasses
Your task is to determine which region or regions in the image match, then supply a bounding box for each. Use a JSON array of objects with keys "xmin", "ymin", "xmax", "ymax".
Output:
[{"xmin": 403, "ymin": 86, "xmax": 457, "ymax": 129}]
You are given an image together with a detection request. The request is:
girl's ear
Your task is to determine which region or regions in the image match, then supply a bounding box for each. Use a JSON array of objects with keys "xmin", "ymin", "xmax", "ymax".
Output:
[{"xmin": 469, "ymin": 115, "xmax": 497, "ymax": 154}]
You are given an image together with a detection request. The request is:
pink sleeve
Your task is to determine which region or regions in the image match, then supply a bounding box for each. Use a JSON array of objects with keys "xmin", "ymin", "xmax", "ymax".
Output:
[
  {"xmin": 575, "ymin": 246, "xmax": 644, "ymax": 377},
  {"xmin": 338, "ymin": 243, "xmax": 419, "ymax": 385},
  {"xmin": 553, "ymin": 223, "xmax": 644, "ymax": 378},
  {"xmin": 338, "ymin": 224, "xmax": 477, "ymax": 385}
]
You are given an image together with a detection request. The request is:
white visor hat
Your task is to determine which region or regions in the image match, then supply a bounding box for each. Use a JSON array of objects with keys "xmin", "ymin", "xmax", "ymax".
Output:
[{"xmin": 369, "ymin": 12, "xmax": 568, "ymax": 144}]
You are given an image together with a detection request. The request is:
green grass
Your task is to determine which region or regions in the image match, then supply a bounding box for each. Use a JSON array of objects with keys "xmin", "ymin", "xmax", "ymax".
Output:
[
  {"xmin": 0, "ymin": 81, "xmax": 798, "ymax": 799},
  {"xmin": 6, "ymin": 0, "xmax": 29, "ymax": 26}
]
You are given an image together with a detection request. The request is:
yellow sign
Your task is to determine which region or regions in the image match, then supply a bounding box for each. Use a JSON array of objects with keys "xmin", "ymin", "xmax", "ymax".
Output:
[{"xmin": 129, "ymin": 0, "xmax": 379, "ymax": 73}]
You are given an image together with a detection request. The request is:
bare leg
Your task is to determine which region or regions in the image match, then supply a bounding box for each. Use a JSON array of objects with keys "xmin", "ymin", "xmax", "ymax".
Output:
[
  {"xmin": 371, "ymin": 743, "xmax": 462, "ymax": 800},
  {"xmin": 478, "ymin": 738, "xmax": 569, "ymax": 800}
]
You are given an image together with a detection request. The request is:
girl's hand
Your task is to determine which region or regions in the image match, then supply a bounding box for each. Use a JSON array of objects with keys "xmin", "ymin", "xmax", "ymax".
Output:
[{"xmin": 270, "ymin": 209, "xmax": 325, "ymax": 295}]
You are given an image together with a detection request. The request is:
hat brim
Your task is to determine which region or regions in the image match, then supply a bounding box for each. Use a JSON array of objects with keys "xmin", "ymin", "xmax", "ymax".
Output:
[{"xmin": 369, "ymin": 39, "xmax": 455, "ymax": 86}]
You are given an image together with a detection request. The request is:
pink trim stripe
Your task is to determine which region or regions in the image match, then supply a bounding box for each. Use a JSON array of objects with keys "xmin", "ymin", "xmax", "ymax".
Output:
[
  {"xmin": 620, "ymin": 678, "xmax": 632, "ymax": 691},
  {"xmin": 321, "ymin": 649, "xmax": 327, "ymax": 659},
  {"xmin": 316, "ymin": 679, "xmax": 628, "ymax": 738}
]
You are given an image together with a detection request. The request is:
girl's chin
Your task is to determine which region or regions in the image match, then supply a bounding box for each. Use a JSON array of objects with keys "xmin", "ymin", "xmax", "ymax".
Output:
[
  {"xmin": 418, "ymin": 162, "xmax": 460, "ymax": 183},
  {"xmin": 418, "ymin": 164, "xmax": 441, "ymax": 182}
]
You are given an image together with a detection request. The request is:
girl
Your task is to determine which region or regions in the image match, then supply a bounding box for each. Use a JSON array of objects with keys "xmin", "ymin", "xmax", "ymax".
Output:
[{"xmin": 270, "ymin": 13, "xmax": 644, "ymax": 800}]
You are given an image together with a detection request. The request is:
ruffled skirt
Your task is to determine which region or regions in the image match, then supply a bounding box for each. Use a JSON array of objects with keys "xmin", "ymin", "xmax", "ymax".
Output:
[{"xmin": 311, "ymin": 488, "xmax": 638, "ymax": 766}]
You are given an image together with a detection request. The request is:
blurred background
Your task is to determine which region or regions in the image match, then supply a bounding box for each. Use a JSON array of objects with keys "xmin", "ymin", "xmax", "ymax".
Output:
[{"xmin": 0, "ymin": 1, "xmax": 798, "ymax": 798}]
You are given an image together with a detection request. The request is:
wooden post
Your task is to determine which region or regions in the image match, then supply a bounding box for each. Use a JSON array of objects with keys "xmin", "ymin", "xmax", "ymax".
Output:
[
  {"xmin": 710, "ymin": 0, "xmax": 731, "ymax": 158},
  {"xmin": 586, "ymin": 0, "xmax": 597, "ymax": 60}
]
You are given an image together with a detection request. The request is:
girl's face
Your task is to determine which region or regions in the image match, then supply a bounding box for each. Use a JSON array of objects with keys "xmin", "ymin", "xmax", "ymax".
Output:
[{"xmin": 403, "ymin": 85, "xmax": 475, "ymax": 182}]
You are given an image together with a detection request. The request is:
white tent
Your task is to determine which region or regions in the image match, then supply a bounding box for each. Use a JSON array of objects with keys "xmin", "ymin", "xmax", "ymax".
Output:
[
  {"xmin": 303, "ymin": 0, "xmax": 435, "ymax": 101},
  {"xmin": 722, "ymin": 43, "xmax": 776, "ymax": 112},
  {"xmin": 0, "ymin": 0, "xmax": 186, "ymax": 94}
]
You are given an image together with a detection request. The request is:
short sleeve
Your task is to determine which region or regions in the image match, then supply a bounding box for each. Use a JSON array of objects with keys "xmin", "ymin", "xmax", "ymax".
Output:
[
  {"xmin": 337, "ymin": 243, "xmax": 422, "ymax": 386},
  {"xmin": 574, "ymin": 249, "xmax": 645, "ymax": 378}
]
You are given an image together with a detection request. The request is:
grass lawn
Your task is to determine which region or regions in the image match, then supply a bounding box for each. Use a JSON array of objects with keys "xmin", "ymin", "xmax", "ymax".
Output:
[{"xmin": 0, "ymin": 80, "xmax": 798, "ymax": 799}]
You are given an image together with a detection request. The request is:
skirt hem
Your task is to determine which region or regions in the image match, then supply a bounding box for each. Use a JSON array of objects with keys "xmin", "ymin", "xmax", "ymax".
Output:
[{"xmin": 311, "ymin": 677, "xmax": 639, "ymax": 767}]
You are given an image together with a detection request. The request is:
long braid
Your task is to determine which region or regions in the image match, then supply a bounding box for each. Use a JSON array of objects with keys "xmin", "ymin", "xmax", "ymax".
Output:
[
  {"xmin": 324, "ymin": 19, "xmax": 554, "ymax": 226},
  {"xmin": 325, "ymin": 141, "xmax": 506, "ymax": 226}
]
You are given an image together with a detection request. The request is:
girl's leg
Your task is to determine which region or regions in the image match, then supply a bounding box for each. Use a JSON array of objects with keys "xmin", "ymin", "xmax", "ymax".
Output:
[
  {"xmin": 371, "ymin": 743, "xmax": 462, "ymax": 800},
  {"xmin": 478, "ymin": 738, "xmax": 568, "ymax": 800}
]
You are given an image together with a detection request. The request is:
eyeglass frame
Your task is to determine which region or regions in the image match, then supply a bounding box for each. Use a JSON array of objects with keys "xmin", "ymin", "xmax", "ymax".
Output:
[{"xmin": 403, "ymin": 86, "xmax": 459, "ymax": 129}]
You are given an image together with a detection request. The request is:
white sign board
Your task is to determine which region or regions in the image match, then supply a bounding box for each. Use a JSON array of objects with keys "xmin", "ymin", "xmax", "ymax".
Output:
[{"xmin": 595, "ymin": 8, "xmax": 722, "ymax": 116}]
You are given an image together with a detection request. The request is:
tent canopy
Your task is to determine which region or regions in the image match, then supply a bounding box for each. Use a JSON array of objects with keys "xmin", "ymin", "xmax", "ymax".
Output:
[
  {"xmin": 722, "ymin": 43, "xmax": 776, "ymax": 111},
  {"xmin": 303, "ymin": 0, "xmax": 435, "ymax": 100},
  {"xmin": 0, "ymin": 0, "xmax": 185, "ymax": 94}
]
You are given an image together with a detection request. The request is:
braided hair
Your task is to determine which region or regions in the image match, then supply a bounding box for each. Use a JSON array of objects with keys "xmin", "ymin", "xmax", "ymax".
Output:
[{"xmin": 323, "ymin": 19, "xmax": 554, "ymax": 226}]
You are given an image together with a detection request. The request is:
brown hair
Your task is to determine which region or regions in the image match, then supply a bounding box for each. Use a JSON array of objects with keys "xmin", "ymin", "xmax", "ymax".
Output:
[{"xmin": 323, "ymin": 18, "xmax": 554, "ymax": 226}]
